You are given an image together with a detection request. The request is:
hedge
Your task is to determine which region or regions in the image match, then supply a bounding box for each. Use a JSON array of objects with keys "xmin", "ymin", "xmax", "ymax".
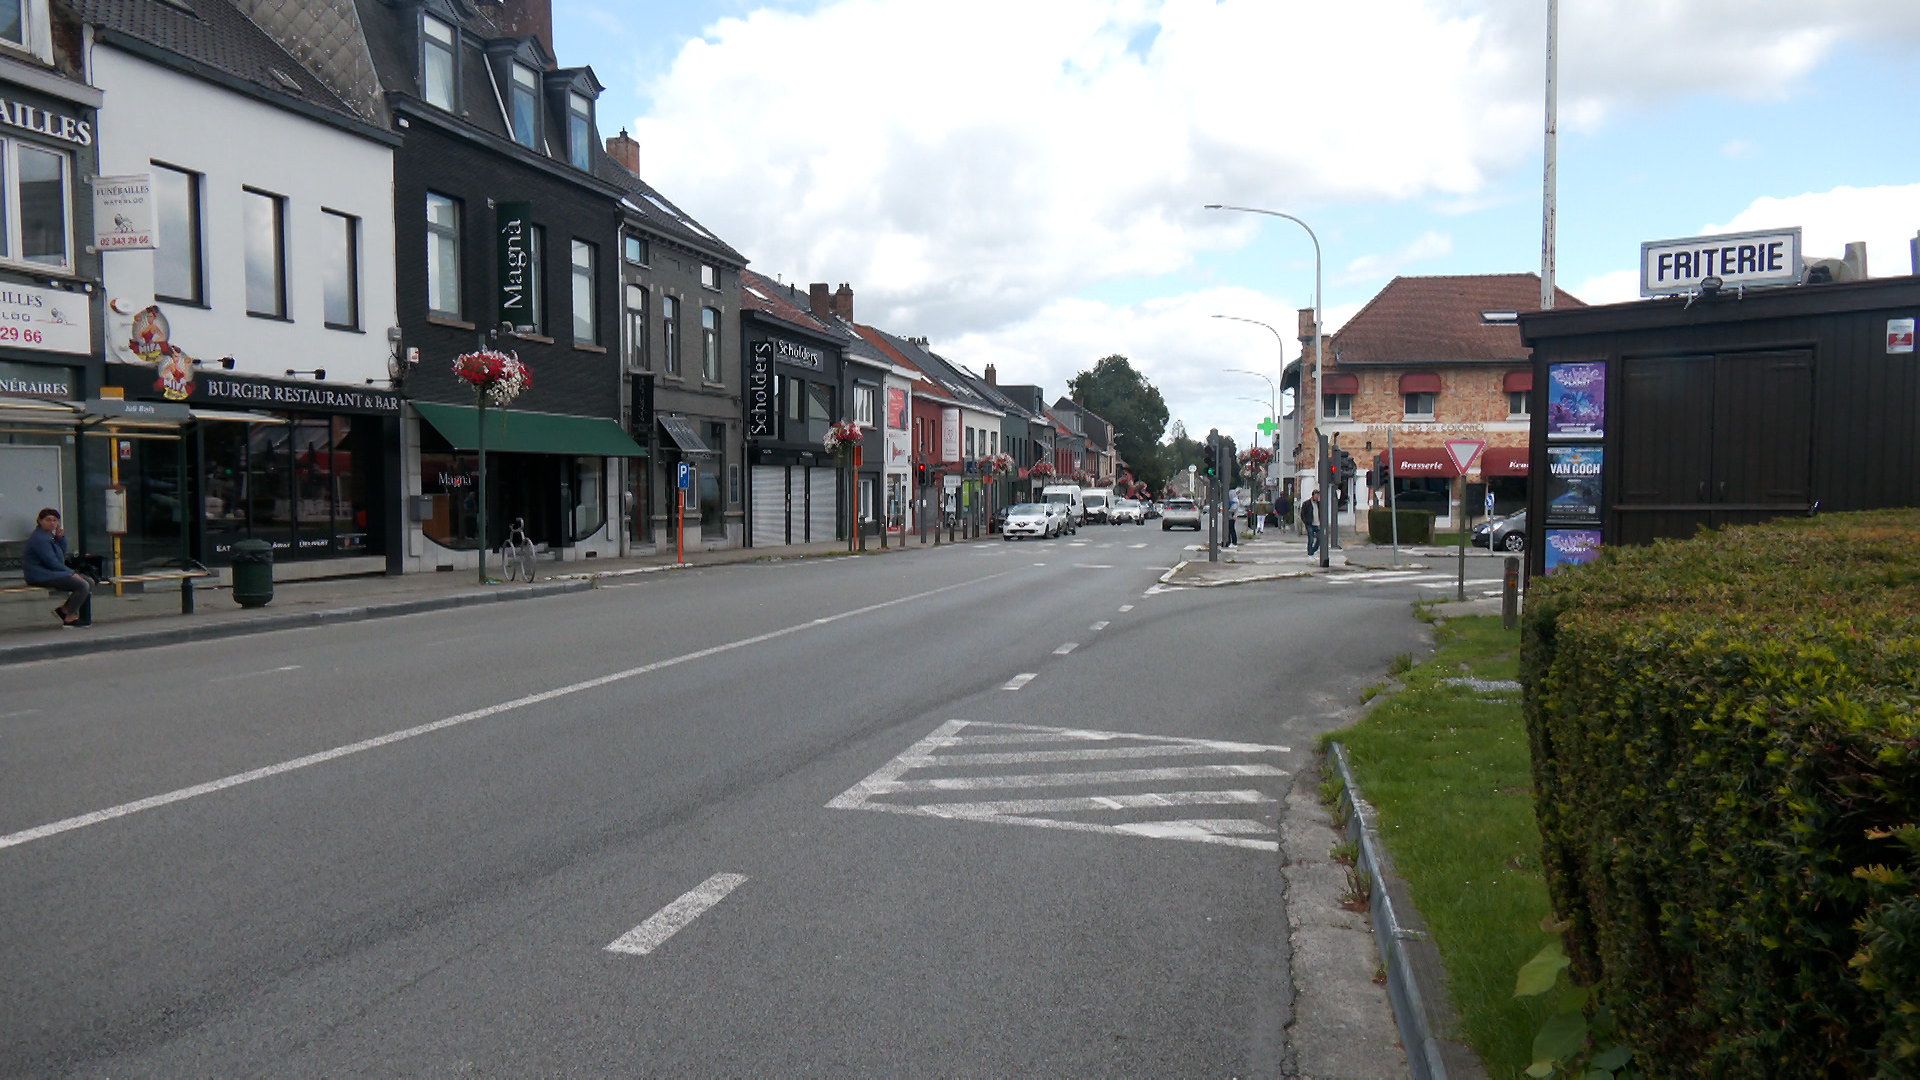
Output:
[
  {"xmin": 1520, "ymin": 510, "xmax": 1920, "ymax": 1077},
  {"xmin": 1369, "ymin": 507, "xmax": 1434, "ymax": 546}
]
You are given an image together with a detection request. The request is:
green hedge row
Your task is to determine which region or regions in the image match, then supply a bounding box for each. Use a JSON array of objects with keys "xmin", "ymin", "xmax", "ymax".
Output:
[
  {"xmin": 1368, "ymin": 508, "xmax": 1434, "ymax": 546},
  {"xmin": 1520, "ymin": 510, "xmax": 1920, "ymax": 1077}
]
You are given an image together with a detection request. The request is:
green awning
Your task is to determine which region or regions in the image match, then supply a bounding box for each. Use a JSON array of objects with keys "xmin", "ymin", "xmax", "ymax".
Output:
[{"xmin": 414, "ymin": 402, "xmax": 647, "ymax": 457}]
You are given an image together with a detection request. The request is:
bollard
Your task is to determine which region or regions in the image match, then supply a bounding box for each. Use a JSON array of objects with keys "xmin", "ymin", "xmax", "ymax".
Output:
[
  {"xmin": 181, "ymin": 574, "xmax": 195, "ymax": 615},
  {"xmin": 1502, "ymin": 556, "xmax": 1520, "ymax": 630}
]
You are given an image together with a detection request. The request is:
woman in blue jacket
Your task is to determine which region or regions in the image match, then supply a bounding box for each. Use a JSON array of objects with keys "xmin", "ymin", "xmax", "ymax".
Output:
[{"xmin": 24, "ymin": 508, "xmax": 92, "ymax": 627}]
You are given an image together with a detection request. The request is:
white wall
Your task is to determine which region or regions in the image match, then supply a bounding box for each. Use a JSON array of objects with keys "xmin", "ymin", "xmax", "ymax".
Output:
[{"xmin": 91, "ymin": 47, "xmax": 396, "ymax": 385}]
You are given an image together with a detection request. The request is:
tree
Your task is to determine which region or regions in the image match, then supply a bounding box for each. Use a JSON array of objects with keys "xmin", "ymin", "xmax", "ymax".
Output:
[{"xmin": 1068, "ymin": 355, "xmax": 1171, "ymax": 492}]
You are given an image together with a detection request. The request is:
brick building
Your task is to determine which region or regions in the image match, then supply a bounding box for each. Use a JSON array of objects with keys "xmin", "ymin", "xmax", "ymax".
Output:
[{"xmin": 1292, "ymin": 274, "xmax": 1583, "ymax": 529}]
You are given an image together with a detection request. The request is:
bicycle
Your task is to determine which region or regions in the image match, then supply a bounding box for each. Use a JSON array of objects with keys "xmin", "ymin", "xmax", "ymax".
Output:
[{"xmin": 502, "ymin": 517, "xmax": 537, "ymax": 583}]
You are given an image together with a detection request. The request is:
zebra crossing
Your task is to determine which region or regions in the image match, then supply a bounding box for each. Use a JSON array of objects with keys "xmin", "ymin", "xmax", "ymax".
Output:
[
  {"xmin": 1325, "ymin": 568, "xmax": 1503, "ymax": 593},
  {"xmin": 827, "ymin": 719, "xmax": 1291, "ymax": 852}
]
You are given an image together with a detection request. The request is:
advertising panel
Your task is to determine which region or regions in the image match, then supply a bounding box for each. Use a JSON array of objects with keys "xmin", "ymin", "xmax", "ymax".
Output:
[
  {"xmin": 0, "ymin": 282, "xmax": 91, "ymax": 356},
  {"xmin": 1543, "ymin": 528, "xmax": 1603, "ymax": 574},
  {"xmin": 1545, "ymin": 361, "xmax": 1606, "ymax": 440},
  {"xmin": 92, "ymin": 174, "xmax": 154, "ymax": 251},
  {"xmin": 1545, "ymin": 445, "xmax": 1603, "ymax": 523}
]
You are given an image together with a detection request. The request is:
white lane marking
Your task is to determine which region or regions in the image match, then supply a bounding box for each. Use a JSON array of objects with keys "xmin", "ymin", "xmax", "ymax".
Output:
[
  {"xmin": 0, "ymin": 572, "xmax": 1016, "ymax": 854},
  {"xmin": 1033, "ymin": 562, "xmax": 1046, "ymax": 566},
  {"xmin": 605, "ymin": 873, "xmax": 749, "ymax": 956},
  {"xmin": 879, "ymin": 763, "xmax": 1288, "ymax": 793},
  {"xmin": 907, "ymin": 743, "xmax": 1269, "ymax": 766},
  {"xmin": 1129, "ymin": 543, "xmax": 1148, "ymax": 549},
  {"xmin": 1053, "ymin": 642, "xmax": 1078, "ymax": 655},
  {"xmin": 1118, "ymin": 604, "xmax": 1133, "ymax": 612},
  {"xmin": 209, "ymin": 665, "xmax": 301, "ymax": 683},
  {"xmin": 829, "ymin": 720, "xmax": 1290, "ymax": 852},
  {"xmin": 1098, "ymin": 543, "xmax": 1114, "ymax": 549},
  {"xmin": 1417, "ymin": 579, "xmax": 1501, "ymax": 589},
  {"xmin": 1002, "ymin": 673, "xmax": 1037, "ymax": 691},
  {"xmin": 916, "ymin": 790, "xmax": 1275, "ymax": 817},
  {"xmin": 1069, "ymin": 542, "xmax": 1087, "ymax": 547},
  {"xmin": 423, "ymin": 634, "xmax": 485, "ymax": 647},
  {"xmin": 1088, "ymin": 621, "xmax": 1109, "ymax": 631},
  {"xmin": 0, "ymin": 708, "xmax": 44, "ymax": 720},
  {"xmin": 1075, "ymin": 564, "xmax": 1114, "ymax": 569}
]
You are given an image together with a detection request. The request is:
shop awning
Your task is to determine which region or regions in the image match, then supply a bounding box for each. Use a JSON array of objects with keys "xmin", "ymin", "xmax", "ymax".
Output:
[
  {"xmin": 658, "ymin": 415, "xmax": 713, "ymax": 455},
  {"xmin": 1480, "ymin": 446, "xmax": 1530, "ymax": 476},
  {"xmin": 1502, "ymin": 370, "xmax": 1532, "ymax": 393},
  {"xmin": 1376, "ymin": 447, "xmax": 1462, "ymax": 478},
  {"xmin": 413, "ymin": 402, "xmax": 647, "ymax": 457},
  {"xmin": 189, "ymin": 408, "xmax": 287, "ymax": 425},
  {"xmin": 0, "ymin": 395, "xmax": 83, "ymax": 430},
  {"xmin": 1399, "ymin": 372, "xmax": 1443, "ymax": 394},
  {"xmin": 1322, "ymin": 373, "xmax": 1359, "ymax": 395}
]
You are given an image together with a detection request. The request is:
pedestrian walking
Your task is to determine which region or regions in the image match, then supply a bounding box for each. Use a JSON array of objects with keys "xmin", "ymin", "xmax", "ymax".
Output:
[
  {"xmin": 1253, "ymin": 506, "xmax": 1266, "ymax": 537},
  {"xmin": 1225, "ymin": 493, "xmax": 1239, "ymax": 547},
  {"xmin": 1303, "ymin": 491, "xmax": 1322, "ymax": 557},
  {"xmin": 24, "ymin": 508, "xmax": 93, "ymax": 627}
]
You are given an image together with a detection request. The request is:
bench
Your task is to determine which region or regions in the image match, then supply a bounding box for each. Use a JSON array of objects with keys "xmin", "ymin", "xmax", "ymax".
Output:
[{"xmin": 2, "ymin": 561, "xmax": 215, "ymax": 615}]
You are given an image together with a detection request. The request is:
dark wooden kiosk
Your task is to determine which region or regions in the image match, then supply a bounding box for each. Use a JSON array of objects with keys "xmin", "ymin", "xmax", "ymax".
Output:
[{"xmin": 1518, "ymin": 276, "xmax": 1920, "ymax": 576}]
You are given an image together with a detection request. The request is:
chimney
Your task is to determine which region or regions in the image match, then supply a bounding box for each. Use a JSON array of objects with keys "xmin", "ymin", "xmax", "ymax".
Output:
[
  {"xmin": 984, "ymin": 364, "xmax": 997, "ymax": 385},
  {"xmin": 1297, "ymin": 307, "xmax": 1317, "ymax": 344},
  {"xmin": 831, "ymin": 283, "xmax": 854, "ymax": 322},
  {"xmin": 1843, "ymin": 241, "xmax": 1869, "ymax": 281},
  {"xmin": 808, "ymin": 283, "xmax": 831, "ymax": 319},
  {"xmin": 605, "ymin": 129, "xmax": 639, "ymax": 176},
  {"xmin": 498, "ymin": 0, "xmax": 554, "ymax": 60}
]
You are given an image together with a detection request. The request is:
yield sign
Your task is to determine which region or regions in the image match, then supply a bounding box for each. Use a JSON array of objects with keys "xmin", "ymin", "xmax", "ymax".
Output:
[{"xmin": 1444, "ymin": 438, "xmax": 1486, "ymax": 474}]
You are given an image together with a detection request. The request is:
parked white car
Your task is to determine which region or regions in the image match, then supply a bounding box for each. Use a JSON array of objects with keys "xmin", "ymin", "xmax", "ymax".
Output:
[
  {"xmin": 1002, "ymin": 503, "xmax": 1059, "ymax": 540},
  {"xmin": 1110, "ymin": 498, "xmax": 1144, "ymax": 524}
]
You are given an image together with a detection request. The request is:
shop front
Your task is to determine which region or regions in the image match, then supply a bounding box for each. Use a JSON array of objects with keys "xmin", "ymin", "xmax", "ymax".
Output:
[
  {"xmin": 743, "ymin": 325, "xmax": 846, "ymax": 549},
  {"xmin": 411, "ymin": 402, "xmax": 643, "ymax": 567}
]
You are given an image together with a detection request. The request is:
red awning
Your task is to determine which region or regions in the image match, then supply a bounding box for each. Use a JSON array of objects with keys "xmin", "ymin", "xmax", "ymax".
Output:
[
  {"xmin": 1376, "ymin": 448, "xmax": 1461, "ymax": 478},
  {"xmin": 1502, "ymin": 370, "xmax": 1532, "ymax": 393},
  {"xmin": 1480, "ymin": 446, "xmax": 1530, "ymax": 476},
  {"xmin": 1400, "ymin": 371, "xmax": 1442, "ymax": 394},
  {"xmin": 1322, "ymin": 373, "xmax": 1359, "ymax": 395}
]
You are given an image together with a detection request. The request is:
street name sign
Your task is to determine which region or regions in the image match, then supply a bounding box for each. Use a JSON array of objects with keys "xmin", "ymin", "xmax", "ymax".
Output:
[{"xmin": 1640, "ymin": 227, "xmax": 1801, "ymax": 296}]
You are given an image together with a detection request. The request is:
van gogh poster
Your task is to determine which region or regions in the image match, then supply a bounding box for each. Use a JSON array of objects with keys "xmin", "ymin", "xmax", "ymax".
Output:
[
  {"xmin": 1546, "ymin": 361, "xmax": 1606, "ymax": 439},
  {"xmin": 1544, "ymin": 529, "xmax": 1602, "ymax": 574},
  {"xmin": 1545, "ymin": 445, "xmax": 1602, "ymax": 522}
]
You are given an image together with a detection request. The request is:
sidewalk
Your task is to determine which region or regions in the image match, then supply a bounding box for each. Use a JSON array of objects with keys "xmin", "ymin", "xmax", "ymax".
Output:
[
  {"xmin": 1162, "ymin": 528, "xmax": 1432, "ymax": 587},
  {"xmin": 0, "ymin": 532, "xmax": 981, "ymax": 665}
]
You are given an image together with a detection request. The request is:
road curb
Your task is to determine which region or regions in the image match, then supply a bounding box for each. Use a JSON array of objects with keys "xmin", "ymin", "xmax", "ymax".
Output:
[
  {"xmin": 1327, "ymin": 740, "xmax": 1486, "ymax": 1080},
  {"xmin": 0, "ymin": 579, "xmax": 594, "ymax": 666},
  {"xmin": 1158, "ymin": 559, "xmax": 1188, "ymax": 584}
]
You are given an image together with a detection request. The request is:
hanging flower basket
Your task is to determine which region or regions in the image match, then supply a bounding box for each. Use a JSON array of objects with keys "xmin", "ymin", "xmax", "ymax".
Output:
[
  {"xmin": 1238, "ymin": 445, "xmax": 1275, "ymax": 469},
  {"xmin": 453, "ymin": 348, "xmax": 531, "ymax": 407},
  {"xmin": 981, "ymin": 452, "xmax": 1015, "ymax": 480},
  {"xmin": 1028, "ymin": 461, "xmax": 1057, "ymax": 482},
  {"xmin": 823, "ymin": 419, "xmax": 864, "ymax": 458}
]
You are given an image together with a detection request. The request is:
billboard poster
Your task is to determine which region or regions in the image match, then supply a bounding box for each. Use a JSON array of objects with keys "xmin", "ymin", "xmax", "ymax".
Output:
[
  {"xmin": 1545, "ymin": 445, "xmax": 1603, "ymax": 522},
  {"xmin": 1543, "ymin": 528, "xmax": 1602, "ymax": 574},
  {"xmin": 1545, "ymin": 361, "xmax": 1606, "ymax": 439}
]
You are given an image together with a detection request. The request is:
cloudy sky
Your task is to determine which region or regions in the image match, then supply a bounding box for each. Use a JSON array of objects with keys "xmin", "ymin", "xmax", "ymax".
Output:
[{"xmin": 557, "ymin": 0, "xmax": 1920, "ymax": 445}]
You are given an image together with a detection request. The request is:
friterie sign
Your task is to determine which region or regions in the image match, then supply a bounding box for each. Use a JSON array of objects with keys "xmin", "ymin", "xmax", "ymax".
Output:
[{"xmin": 1640, "ymin": 228, "xmax": 1801, "ymax": 297}]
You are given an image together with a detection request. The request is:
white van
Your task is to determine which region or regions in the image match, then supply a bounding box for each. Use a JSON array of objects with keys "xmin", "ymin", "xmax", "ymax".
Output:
[
  {"xmin": 1040, "ymin": 484, "xmax": 1083, "ymax": 532},
  {"xmin": 1079, "ymin": 487, "xmax": 1115, "ymax": 524}
]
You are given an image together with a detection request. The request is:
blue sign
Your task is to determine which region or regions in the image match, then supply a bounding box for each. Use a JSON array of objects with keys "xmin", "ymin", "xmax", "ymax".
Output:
[
  {"xmin": 676, "ymin": 462, "xmax": 691, "ymax": 490},
  {"xmin": 1484, "ymin": 491, "xmax": 1495, "ymax": 511}
]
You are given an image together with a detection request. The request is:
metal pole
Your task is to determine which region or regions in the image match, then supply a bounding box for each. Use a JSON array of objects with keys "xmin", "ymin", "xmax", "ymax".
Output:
[
  {"xmin": 476, "ymin": 403, "xmax": 488, "ymax": 584},
  {"xmin": 1541, "ymin": 0, "xmax": 1559, "ymax": 311},
  {"xmin": 1388, "ymin": 427, "xmax": 1399, "ymax": 565},
  {"xmin": 1207, "ymin": 430, "xmax": 1219, "ymax": 563},
  {"xmin": 1503, "ymin": 556, "xmax": 1520, "ymax": 629},
  {"xmin": 1456, "ymin": 475, "xmax": 1468, "ymax": 601}
]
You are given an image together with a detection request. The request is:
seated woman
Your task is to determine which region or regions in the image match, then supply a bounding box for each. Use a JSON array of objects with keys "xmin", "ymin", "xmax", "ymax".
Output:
[{"xmin": 23, "ymin": 508, "xmax": 93, "ymax": 628}]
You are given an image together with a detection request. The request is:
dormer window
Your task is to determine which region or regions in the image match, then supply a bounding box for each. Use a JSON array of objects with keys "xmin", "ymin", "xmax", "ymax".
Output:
[
  {"xmin": 567, "ymin": 91, "xmax": 592, "ymax": 169},
  {"xmin": 509, "ymin": 63, "xmax": 539, "ymax": 149},
  {"xmin": 421, "ymin": 15, "xmax": 456, "ymax": 111}
]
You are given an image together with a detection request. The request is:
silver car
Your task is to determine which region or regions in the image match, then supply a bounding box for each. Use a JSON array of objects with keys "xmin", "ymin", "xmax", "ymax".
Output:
[{"xmin": 1161, "ymin": 497, "xmax": 1202, "ymax": 531}]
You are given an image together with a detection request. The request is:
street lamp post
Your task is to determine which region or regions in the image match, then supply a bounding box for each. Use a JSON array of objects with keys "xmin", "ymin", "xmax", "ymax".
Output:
[
  {"xmin": 1212, "ymin": 315, "xmax": 1286, "ymax": 451},
  {"xmin": 1205, "ymin": 205, "xmax": 1330, "ymax": 567},
  {"xmin": 1225, "ymin": 369, "xmax": 1277, "ymax": 434}
]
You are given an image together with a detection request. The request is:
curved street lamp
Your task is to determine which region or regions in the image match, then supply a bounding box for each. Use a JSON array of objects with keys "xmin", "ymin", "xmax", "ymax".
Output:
[{"xmin": 1205, "ymin": 203, "xmax": 1330, "ymax": 566}]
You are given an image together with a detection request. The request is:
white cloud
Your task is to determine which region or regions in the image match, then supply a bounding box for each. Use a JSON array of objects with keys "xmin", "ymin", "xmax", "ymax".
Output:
[
  {"xmin": 1707, "ymin": 184, "xmax": 1920, "ymax": 273},
  {"xmin": 1337, "ymin": 232, "xmax": 1454, "ymax": 285},
  {"xmin": 1570, "ymin": 269, "xmax": 1641, "ymax": 306},
  {"xmin": 634, "ymin": 0, "xmax": 1914, "ymax": 340},
  {"xmin": 1721, "ymin": 139, "xmax": 1758, "ymax": 158}
]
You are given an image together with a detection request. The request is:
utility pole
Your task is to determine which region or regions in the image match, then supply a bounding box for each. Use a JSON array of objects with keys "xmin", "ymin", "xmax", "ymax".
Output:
[
  {"xmin": 1541, "ymin": 0, "xmax": 1559, "ymax": 310},
  {"xmin": 1207, "ymin": 428, "xmax": 1220, "ymax": 564}
]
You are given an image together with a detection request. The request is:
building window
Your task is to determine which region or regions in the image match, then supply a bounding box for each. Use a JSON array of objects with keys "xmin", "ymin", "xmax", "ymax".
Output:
[
  {"xmin": 701, "ymin": 421, "xmax": 725, "ymax": 537},
  {"xmin": 0, "ymin": 0, "xmax": 23, "ymax": 49},
  {"xmin": 781, "ymin": 374, "xmax": 802, "ymax": 436},
  {"xmin": 807, "ymin": 382, "xmax": 833, "ymax": 424},
  {"xmin": 1322, "ymin": 393, "xmax": 1353, "ymax": 419},
  {"xmin": 623, "ymin": 233, "xmax": 646, "ymax": 265},
  {"xmin": 700, "ymin": 263, "xmax": 717, "ymax": 289},
  {"xmin": 1508, "ymin": 390, "xmax": 1532, "ymax": 418},
  {"xmin": 421, "ymin": 14, "xmax": 456, "ymax": 111},
  {"xmin": 853, "ymin": 385, "xmax": 875, "ymax": 426},
  {"xmin": 990, "ymin": 430, "xmax": 998, "ymax": 455},
  {"xmin": 526, "ymin": 225, "xmax": 545, "ymax": 334},
  {"xmin": 965, "ymin": 427, "xmax": 975, "ymax": 459},
  {"xmin": 567, "ymin": 90, "xmax": 592, "ymax": 170},
  {"xmin": 150, "ymin": 162, "xmax": 201, "ymax": 304},
  {"xmin": 700, "ymin": 306, "xmax": 720, "ymax": 381},
  {"xmin": 242, "ymin": 188, "xmax": 286, "ymax": 318},
  {"xmin": 570, "ymin": 239, "xmax": 596, "ymax": 343},
  {"xmin": 1403, "ymin": 391, "xmax": 1437, "ymax": 420},
  {"xmin": 509, "ymin": 63, "xmax": 539, "ymax": 149},
  {"xmin": 0, "ymin": 139, "xmax": 69, "ymax": 271},
  {"xmin": 661, "ymin": 294, "xmax": 680, "ymax": 375},
  {"xmin": 321, "ymin": 210, "xmax": 359, "ymax": 329},
  {"xmin": 625, "ymin": 285, "xmax": 648, "ymax": 368},
  {"xmin": 425, "ymin": 192, "xmax": 460, "ymax": 318},
  {"xmin": 729, "ymin": 462, "xmax": 741, "ymax": 506}
]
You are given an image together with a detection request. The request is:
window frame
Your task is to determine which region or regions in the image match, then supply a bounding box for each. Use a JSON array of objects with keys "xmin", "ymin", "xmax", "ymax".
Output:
[
  {"xmin": 570, "ymin": 238, "xmax": 597, "ymax": 344},
  {"xmin": 241, "ymin": 186, "xmax": 288, "ymax": 320},
  {"xmin": 149, "ymin": 160, "xmax": 202, "ymax": 305},
  {"xmin": 0, "ymin": 136, "xmax": 73, "ymax": 273},
  {"xmin": 699, "ymin": 262, "xmax": 717, "ymax": 289},
  {"xmin": 420, "ymin": 12, "xmax": 458, "ymax": 112},
  {"xmin": 661, "ymin": 293, "xmax": 680, "ymax": 376},
  {"xmin": 0, "ymin": 0, "xmax": 27, "ymax": 53},
  {"xmin": 852, "ymin": 385, "xmax": 875, "ymax": 427},
  {"xmin": 508, "ymin": 61, "xmax": 540, "ymax": 149},
  {"xmin": 1402, "ymin": 391, "xmax": 1437, "ymax": 421},
  {"xmin": 320, "ymin": 208, "xmax": 360, "ymax": 331},
  {"xmin": 1507, "ymin": 389, "xmax": 1532, "ymax": 418},
  {"xmin": 1321, "ymin": 392, "xmax": 1353, "ymax": 419},
  {"xmin": 625, "ymin": 283, "xmax": 648, "ymax": 369},
  {"xmin": 526, "ymin": 224, "xmax": 545, "ymax": 335},
  {"xmin": 622, "ymin": 233, "xmax": 647, "ymax": 266},
  {"xmin": 424, "ymin": 190, "xmax": 462, "ymax": 320},
  {"xmin": 567, "ymin": 90, "xmax": 593, "ymax": 170},
  {"xmin": 700, "ymin": 305, "xmax": 720, "ymax": 382}
]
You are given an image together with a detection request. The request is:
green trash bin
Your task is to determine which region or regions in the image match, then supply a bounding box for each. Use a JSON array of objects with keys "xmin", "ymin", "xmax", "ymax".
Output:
[{"xmin": 230, "ymin": 538, "xmax": 274, "ymax": 608}]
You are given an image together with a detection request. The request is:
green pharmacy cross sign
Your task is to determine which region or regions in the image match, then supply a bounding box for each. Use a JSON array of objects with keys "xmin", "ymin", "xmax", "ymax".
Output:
[{"xmin": 1255, "ymin": 416, "xmax": 1280, "ymax": 439}]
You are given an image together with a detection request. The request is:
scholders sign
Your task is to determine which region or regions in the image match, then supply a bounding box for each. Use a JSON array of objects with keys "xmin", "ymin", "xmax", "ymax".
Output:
[
  {"xmin": 497, "ymin": 201, "xmax": 534, "ymax": 328},
  {"xmin": 746, "ymin": 341, "xmax": 774, "ymax": 438},
  {"xmin": 770, "ymin": 337, "xmax": 824, "ymax": 370}
]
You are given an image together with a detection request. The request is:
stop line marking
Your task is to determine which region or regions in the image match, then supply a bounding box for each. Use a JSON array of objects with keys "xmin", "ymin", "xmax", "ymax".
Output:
[{"xmin": 606, "ymin": 873, "xmax": 749, "ymax": 956}]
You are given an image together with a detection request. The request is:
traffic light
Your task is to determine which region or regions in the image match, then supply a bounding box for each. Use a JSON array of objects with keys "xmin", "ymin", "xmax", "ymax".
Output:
[
  {"xmin": 1202, "ymin": 442, "xmax": 1217, "ymax": 476},
  {"xmin": 1370, "ymin": 459, "xmax": 1389, "ymax": 489},
  {"xmin": 1336, "ymin": 449, "xmax": 1357, "ymax": 485}
]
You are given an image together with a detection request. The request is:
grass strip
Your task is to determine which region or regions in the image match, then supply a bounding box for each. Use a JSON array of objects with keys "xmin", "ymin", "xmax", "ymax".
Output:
[{"xmin": 1326, "ymin": 615, "xmax": 1554, "ymax": 1078}]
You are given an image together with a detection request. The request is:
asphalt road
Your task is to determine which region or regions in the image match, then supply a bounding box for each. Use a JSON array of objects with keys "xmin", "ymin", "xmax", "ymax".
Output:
[{"xmin": 0, "ymin": 527, "xmax": 1433, "ymax": 1076}]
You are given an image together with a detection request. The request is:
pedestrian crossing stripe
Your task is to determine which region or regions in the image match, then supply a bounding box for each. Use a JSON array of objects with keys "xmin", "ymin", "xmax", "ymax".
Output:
[{"xmin": 827, "ymin": 719, "xmax": 1290, "ymax": 851}]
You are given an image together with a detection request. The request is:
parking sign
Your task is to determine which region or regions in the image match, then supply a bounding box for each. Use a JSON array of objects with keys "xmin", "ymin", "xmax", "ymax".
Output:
[{"xmin": 677, "ymin": 463, "xmax": 691, "ymax": 490}]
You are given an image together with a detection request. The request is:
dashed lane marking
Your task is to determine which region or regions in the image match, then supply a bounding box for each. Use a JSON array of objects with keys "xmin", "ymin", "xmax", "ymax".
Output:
[
  {"xmin": 605, "ymin": 873, "xmax": 749, "ymax": 956},
  {"xmin": 1053, "ymin": 642, "xmax": 1079, "ymax": 655},
  {"xmin": 209, "ymin": 665, "xmax": 302, "ymax": 683},
  {"xmin": 1118, "ymin": 604, "xmax": 1133, "ymax": 612},
  {"xmin": 1089, "ymin": 621, "xmax": 1109, "ymax": 631},
  {"xmin": 1002, "ymin": 673, "xmax": 1038, "ymax": 691}
]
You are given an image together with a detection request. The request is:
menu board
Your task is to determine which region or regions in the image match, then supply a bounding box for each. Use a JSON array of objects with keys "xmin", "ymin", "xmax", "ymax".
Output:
[
  {"xmin": 1543, "ymin": 529, "xmax": 1603, "ymax": 574},
  {"xmin": 1545, "ymin": 445, "xmax": 1603, "ymax": 523},
  {"xmin": 1545, "ymin": 361, "xmax": 1606, "ymax": 439}
]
